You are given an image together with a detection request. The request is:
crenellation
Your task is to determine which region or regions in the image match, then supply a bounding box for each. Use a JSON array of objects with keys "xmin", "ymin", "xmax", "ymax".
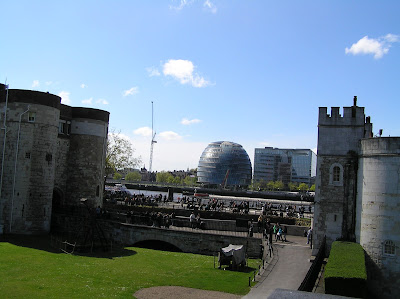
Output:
[{"xmin": 330, "ymin": 107, "xmax": 341, "ymax": 118}]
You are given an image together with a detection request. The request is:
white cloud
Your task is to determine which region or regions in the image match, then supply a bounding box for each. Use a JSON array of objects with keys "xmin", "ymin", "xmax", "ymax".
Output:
[
  {"xmin": 169, "ymin": 0, "xmax": 193, "ymax": 11},
  {"xmin": 134, "ymin": 127, "xmax": 153, "ymax": 137},
  {"xmin": 132, "ymin": 137, "xmax": 207, "ymax": 171},
  {"xmin": 163, "ymin": 59, "xmax": 210, "ymax": 88},
  {"xmin": 58, "ymin": 91, "xmax": 71, "ymax": 105},
  {"xmin": 32, "ymin": 80, "xmax": 39, "ymax": 88},
  {"xmin": 159, "ymin": 131, "xmax": 183, "ymax": 141},
  {"xmin": 203, "ymin": 0, "xmax": 217, "ymax": 14},
  {"xmin": 81, "ymin": 83, "xmax": 87, "ymax": 88},
  {"xmin": 82, "ymin": 97, "xmax": 93, "ymax": 105},
  {"xmin": 181, "ymin": 118, "xmax": 202, "ymax": 125},
  {"xmin": 96, "ymin": 99, "xmax": 109, "ymax": 105},
  {"xmin": 384, "ymin": 33, "xmax": 399, "ymax": 43},
  {"xmin": 123, "ymin": 87, "xmax": 139, "ymax": 97},
  {"xmin": 146, "ymin": 67, "xmax": 161, "ymax": 77},
  {"xmin": 45, "ymin": 81, "xmax": 53, "ymax": 86},
  {"xmin": 82, "ymin": 97, "xmax": 107, "ymax": 105},
  {"xmin": 345, "ymin": 34, "xmax": 399, "ymax": 59}
]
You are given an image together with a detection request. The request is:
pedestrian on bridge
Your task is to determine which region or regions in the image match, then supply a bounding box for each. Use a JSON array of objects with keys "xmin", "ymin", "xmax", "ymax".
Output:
[{"xmin": 190, "ymin": 212, "xmax": 196, "ymax": 229}]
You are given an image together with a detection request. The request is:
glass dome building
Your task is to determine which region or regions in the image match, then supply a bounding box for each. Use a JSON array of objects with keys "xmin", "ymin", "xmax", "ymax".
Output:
[{"xmin": 197, "ymin": 141, "xmax": 252, "ymax": 188}]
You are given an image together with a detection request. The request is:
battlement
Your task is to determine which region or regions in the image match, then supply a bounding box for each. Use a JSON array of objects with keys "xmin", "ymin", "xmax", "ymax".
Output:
[{"xmin": 318, "ymin": 96, "xmax": 369, "ymax": 127}]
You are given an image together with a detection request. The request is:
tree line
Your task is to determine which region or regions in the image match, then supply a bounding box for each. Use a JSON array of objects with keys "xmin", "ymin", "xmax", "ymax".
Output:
[{"xmin": 251, "ymin": 180, "xmax": 315, "ymax": 192}]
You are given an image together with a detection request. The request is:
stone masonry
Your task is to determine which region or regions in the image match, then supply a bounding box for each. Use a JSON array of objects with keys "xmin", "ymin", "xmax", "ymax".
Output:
[{"xmin": 0, "ymin": 84, "xmax": 109, "ymax": 234}]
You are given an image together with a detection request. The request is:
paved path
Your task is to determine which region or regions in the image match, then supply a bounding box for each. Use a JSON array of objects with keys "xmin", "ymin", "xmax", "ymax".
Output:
[{"xmin": 243, "ymin": 235, "xmax": 312, "ymax": 299}]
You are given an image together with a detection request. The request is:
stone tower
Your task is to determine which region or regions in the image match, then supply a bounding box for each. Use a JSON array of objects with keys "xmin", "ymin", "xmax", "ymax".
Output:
[
  {"xmin": 62, "ymin": 107, "xmax": 109, "ymax": 207},
  {"xmin": 356, "ymin": 137, "xmax": 400, "ymax": 298},
  {"xmin": 0, "ymin": 84, "xmax": 109, "ymax": 234},
  {"xmin": 0, "ymin": 85, "xmax": 60, "ymax": 234},
  {"xmin": 312, "ymin": 96, "xmax": 373, "ymax": 254}
]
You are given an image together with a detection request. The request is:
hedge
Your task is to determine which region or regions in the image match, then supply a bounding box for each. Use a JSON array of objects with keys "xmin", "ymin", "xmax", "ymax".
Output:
[{"xmin": 325, "ymin": 241, "xmax": 367, "ymax": 298}]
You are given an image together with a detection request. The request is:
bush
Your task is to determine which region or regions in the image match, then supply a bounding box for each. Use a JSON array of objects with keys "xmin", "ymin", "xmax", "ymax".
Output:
[
  {"xmin": 125, "ymin": 171, "xmax": 141, "ymax": 182},
  {"xmin": 113, "ymin": 172, "xmax": 122, "ymax": 180},
  {"xmin": 325, "ymin": 241, "xmax": 367, "ymax": 298}
]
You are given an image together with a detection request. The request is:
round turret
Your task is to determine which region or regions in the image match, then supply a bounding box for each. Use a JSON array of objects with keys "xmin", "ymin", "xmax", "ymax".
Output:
[
  {"xmin": 356, "ymin": 137, "xmax": 400, "ymax": 298},
  {"xmin": 0, "ymin": 87, "xmax": 61, "ymax": 233}
]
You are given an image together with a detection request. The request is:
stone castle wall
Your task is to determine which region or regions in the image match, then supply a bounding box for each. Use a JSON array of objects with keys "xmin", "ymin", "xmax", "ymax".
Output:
[
  {"xmin": 0, "ymin": 93, "xmax": 60, "ymax": 234},
  {"xmin": 313, "ymin": 102, "xmax": 369, "ymax": 255},
  {"xmin": 314, "ymin": 98, "xmax": 399, "ymax": 297},
  {"xmin": 66, "ymin": 133, "xmax": 107, "ymax": 207},
  {"xmin": 0, "ymin": 84, "xmax": 109, "ymax": 234},
  {"xmin": 356, "ymin": 137, "xmax": 400, "ymax": 298},
  {"xmin": 54, "ymin": 137, "xmax": 70, "ymax": 206}
]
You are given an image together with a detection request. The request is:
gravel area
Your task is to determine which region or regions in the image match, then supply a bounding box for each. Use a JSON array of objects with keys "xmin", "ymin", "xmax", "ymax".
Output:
[{"xmin": 134, "ymin": 286, "xmax": 242, "ymax": 299}]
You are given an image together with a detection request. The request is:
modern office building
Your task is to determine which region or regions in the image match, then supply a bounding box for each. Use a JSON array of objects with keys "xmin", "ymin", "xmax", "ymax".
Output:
[
  {"xmin": 197, "ymin": 141, "xmax": 252, "ymax": 188},
  {"xmin": 253, "ymin": 147, "xmax": 316, "ymax": 185}
]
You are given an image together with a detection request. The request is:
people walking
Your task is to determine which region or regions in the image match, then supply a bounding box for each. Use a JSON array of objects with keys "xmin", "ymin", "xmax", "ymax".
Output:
[
  {"xmin": 282, "ymin": 225, "xmax": 287, "ymax": 242},
  {"xmin": 189, "ymin": 212, "xmax": 196, "ymax": 229},
  {"xmin": 306, "ymin": 227, "xmax": 313, "ymax": 246}
]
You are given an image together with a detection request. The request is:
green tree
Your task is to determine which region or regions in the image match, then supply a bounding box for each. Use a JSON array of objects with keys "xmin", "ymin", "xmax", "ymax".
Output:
[
  {"xmin": 267, "ymin": 181, "xmax": 275, "ymax": 190},
  {"xmin": 183, "ymin": 176, "xmax": 197, "ymax": 186},
  {"xmin": 156, "ymin": 171, "xmax": 173, "ymax": 183},
  {"xmin": 113, "ymin": 172, "xmax": 122, "ymax": 180},
  {"xmin": 106, "ymin": 130, "xmax": 142, "ymax": 177},
  {"xmin": 298, "ymin": 183, "xmax": 309, "ymax": 192},
  {"xmin": 249, "ymin": 180, "xmax": 258, "ymax": 191},
  {"xmin": 167, "ymin": 175, "xmax": 175, "ymax": 184},
  {"xmin": 309, "ymin": 184, "xmax": 316, "ymax": 192},
  {"xmin": 274, "ymin": 181, "xmax": 284, "ymax": 190},
  {"xmin": 125, "ymin": 171, "xmax": 141, "ymax": 182},
  {"xmin": 172, "ymin": 176, "xmax": 182, "ymax": 185},
  {"xmin": 288, "ymin": 182, "xmax": 299, "ymax": 191}
]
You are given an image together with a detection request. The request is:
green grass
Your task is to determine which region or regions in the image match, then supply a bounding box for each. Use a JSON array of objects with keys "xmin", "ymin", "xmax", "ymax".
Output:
[
  {"xmin": 324, "ymin": 241, "xmax": 367, "ymax": 279},
  {"xmin": 0, "ymin": 240, "xmax": 259, "ymax": 298}
]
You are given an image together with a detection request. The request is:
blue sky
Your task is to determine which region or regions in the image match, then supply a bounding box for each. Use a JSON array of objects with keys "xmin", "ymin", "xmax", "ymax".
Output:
[{"xmin": 1, "ymin": 1, "xmax": 399, "ymax": 171}]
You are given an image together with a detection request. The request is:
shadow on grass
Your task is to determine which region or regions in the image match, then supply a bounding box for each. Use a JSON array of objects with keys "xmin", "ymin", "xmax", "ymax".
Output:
[
  {"xmin": 0, "ymin": 234, "xmax": 137, "ymax": 259},
  {"xmin": 219, "ymin": 265, "xmax": 257, "ymax": 274}
]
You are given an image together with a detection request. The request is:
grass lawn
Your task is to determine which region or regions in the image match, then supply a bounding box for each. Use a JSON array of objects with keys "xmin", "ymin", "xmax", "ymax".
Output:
[
  {"xmin": 324, "ymin": 241, "xmax": 367, "ymax": 280},
  {"xmin": 0, "ymin": 236, "xmax": 259, "ymax": 298}
]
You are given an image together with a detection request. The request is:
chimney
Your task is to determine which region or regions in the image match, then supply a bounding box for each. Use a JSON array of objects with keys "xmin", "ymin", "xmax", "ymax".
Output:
[{"xmin": 353, "ymin": 96, "xmax": 357, "ymax": 106}]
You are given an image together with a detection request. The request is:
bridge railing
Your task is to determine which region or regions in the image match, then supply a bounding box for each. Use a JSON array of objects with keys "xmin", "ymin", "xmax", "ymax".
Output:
[{"xmin": 109, "ymin": 211, "xmax": 263, "ymax": 237}]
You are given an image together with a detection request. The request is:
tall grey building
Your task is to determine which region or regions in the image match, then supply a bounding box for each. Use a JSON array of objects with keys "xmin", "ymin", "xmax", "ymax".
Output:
[{"xmin": 253, "ymin": 147, "xmax": 316, "ymax": 185}]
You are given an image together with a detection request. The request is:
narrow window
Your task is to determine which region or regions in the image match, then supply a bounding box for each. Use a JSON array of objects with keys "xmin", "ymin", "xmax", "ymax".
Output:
[
  {"xmin": 28, "ymin": 112, "xmax": 36, "ymax": 122},
  {"xmin": 333, "ymin": 166, "xmax": 341, "ymax": 182},
  {"xmin": 96, "ymin": 185, "xmax": 100, "ymax": 197},
  {"xmin": 59, "ymin": 121, "xmax": 65, "ymax": 134},
  {"xmin": 329, "ymin": 163, "xmax": 343, "ymax": 186},
  {"xmin": 384, "ymin": 240, "xmax": 396, "ymax": 256},
  {"xmin": 66, "ymin": 121, "xmax": 71, "ymax": 135}
]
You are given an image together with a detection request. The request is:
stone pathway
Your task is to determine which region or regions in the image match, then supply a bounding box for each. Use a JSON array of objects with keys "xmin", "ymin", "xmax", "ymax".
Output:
[{"xmin": 243, "ymin": 235, "xmax": 312, "ymax": 298}]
